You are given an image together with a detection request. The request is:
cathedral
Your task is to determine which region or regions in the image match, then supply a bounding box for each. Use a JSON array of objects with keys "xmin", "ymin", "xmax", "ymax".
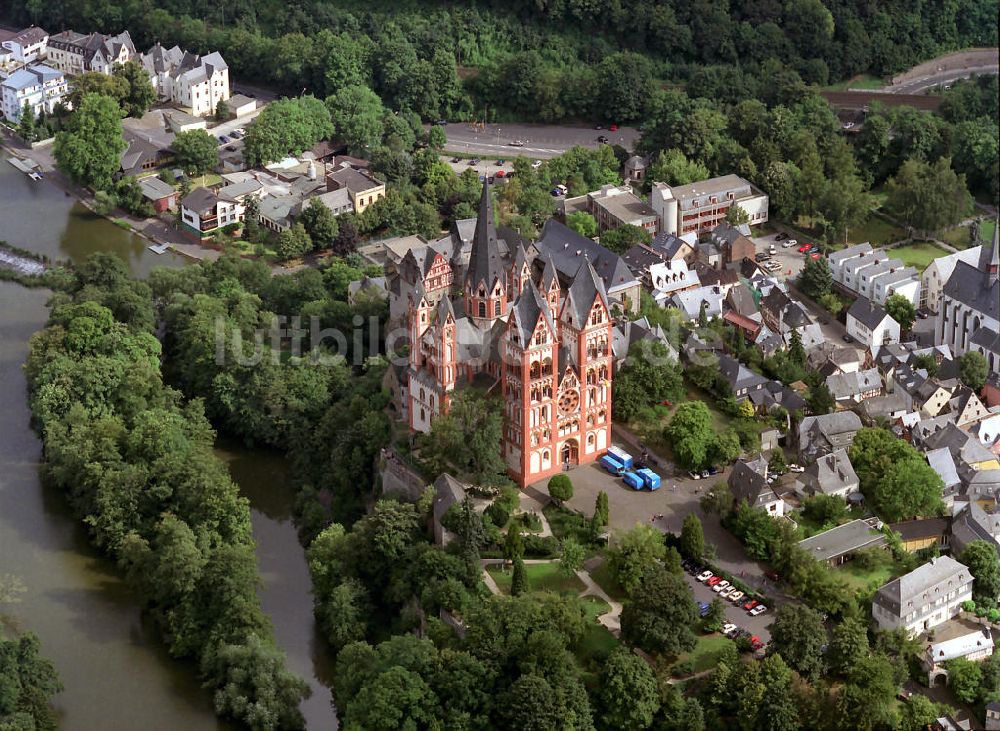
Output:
[{"xmin": 402, "ymin": 181, "xmax": 614, "ymax": 487}]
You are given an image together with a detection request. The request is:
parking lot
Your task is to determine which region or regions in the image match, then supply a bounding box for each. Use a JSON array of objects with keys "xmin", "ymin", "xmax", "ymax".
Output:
[
  {"xmin": 750, "ymin": 231, "xmax": 816, "ymax": 280},
  {"xmin": 546, "ymin": 441, "xmax": 788, "ymax": 640}
]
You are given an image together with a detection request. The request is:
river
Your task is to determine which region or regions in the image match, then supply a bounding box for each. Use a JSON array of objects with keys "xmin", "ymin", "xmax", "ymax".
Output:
[{"xmin": 0, "ymin": 161, "xmax": 336, "ymax": 729}]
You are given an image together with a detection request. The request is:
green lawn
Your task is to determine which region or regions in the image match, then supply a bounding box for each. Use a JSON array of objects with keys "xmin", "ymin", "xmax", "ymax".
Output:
[
  {"xmin": 588, "ymin": 559, "xmax": 628, "ymax": 602},
  {"xmin": 625, "ymin": 384, "xmax": 737, "ymax": 457},
  {"xmin": 823, "ymin": 74, "xmax": 885, "ymax": 91},
  {"xmin": 888, "ymin": 242, "xmax": 950, "ymax": 271},
  {"xmin": 940, "ymin": 220, "xmax": 996, "ymax": 251},
  {"xmin": 487, "ymin": 562, "xmax": 586, "ymax": 595},
  {"xmin": 676, "ymin": 635, "xmax": 738, "ymax": 674},
  {"xmin": 835, "ymin": 561, "xmax": 895, "ymax": 594},
  {"xmin": 577, "ymin": 624, "xmax": 619, "ymax": 666},
  {"xmin": 846, "ymin": 215, "xmax": 906, "ymax": 247},
  {"xmin": 581, "ymin": 594, "xmax": 611, "ymax": 623}
]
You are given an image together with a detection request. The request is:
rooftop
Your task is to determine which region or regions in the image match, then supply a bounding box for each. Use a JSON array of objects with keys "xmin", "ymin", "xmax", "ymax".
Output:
[{"xmin": 798, "ymin": 518, "xmax": 885, "ymax": 562}]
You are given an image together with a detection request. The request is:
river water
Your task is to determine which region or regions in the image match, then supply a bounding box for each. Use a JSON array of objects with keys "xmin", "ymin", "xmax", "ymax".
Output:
[{"xmin": 0, "ymin": 161, "xmax": 336, "ymax": 729}]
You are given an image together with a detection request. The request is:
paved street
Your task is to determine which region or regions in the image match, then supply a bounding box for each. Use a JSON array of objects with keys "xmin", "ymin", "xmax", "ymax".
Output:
[
  {"xmin": 886, "ymin": 64, "xmax": 998, "ymax": 94},
  {"xmin": 440, "ymin": 122, "xmax": 640, "ymax": 160}
]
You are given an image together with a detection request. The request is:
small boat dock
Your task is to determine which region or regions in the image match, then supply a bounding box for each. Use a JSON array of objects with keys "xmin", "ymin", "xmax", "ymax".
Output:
[
  {"xmin": 8, "ymin": 156, "xmax": 43, "ymax": 180},
  {"xmin": 147, "ymin": 243, "xmax": 172, "ymax": 255}
]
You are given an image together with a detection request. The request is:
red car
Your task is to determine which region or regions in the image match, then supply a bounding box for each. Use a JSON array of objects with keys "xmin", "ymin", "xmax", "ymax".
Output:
[
  {"xmin": 798, "ymin": 243, "xmax": 813, "ymax": 253},
  {"xmin": 742, "ymin": 599, "xmax": 759, "ymax": 611},
  {"xmin": 810, "ymin": 252, "xmax": 822, "ymax": 259},
  {"xmin": 495, "ymin": 170, "xmax": 506, "ymax": 178},
  {"xmin": 707, "ymin": 576, "xmax": 723, "ymax": 587},
  {"xmin": 750, "ymin": 636, "xmax": 765, "ymax": 651},
  {"xmin": 609, "ymin": 123, "xmax": 619, "ymax": 132}
]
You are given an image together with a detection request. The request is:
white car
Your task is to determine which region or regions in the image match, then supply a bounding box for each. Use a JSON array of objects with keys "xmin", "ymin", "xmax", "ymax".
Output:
[
  {"xmin": 719, "ymin": 586, "xmax": 736, "ymax": 599},
  {"xmin": 712, "ymin": 580, "xmax": 730, "ymax": 593},
  {"xmin": 697, "ymin": 570, "xmax": 714, "ymax": 582},
  {"xmin": 782, "ymin": 240, "xmax": 796, "ymax": 248},
  {"xmin": 750, "ymin": 605, "xmax": 768, "ymax": 616},
  {"xmin": 728, "ymin": 591, "xmax": 744, "ymax": 603},
  {"xmin": 531, "ymin": 160, "xmax": 542, "ymax": 169},
  {"xmin": 722, "ymin": 623, "xmax": 738, "ymax": 636},
  {"xmin": 788, "ymin": 464, "xmax": 805, "ymax": 473},
  {"xmin": 509, "ymin": 139, "xmax": 525, "ymax": 147}
]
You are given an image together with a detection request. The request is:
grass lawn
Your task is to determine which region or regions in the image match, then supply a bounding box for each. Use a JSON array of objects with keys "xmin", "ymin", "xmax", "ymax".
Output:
[
  {"xmin": 588, "ymin": 559, "xmax": 628, "ymax": 602},
  {"xmin": 824, "ymin": 74, "xmax": 885, "ymax": 91},
  {"xmin": 835, "ymin": 561, "xmax": 895, "ymax": 594},
  {"xmin": 847, "ymin": 215, "xmax": 906, "ymax": 246},
  {"xmin": 577, "ymin": 624, "xmax": 619, "ymax": 667},
  {"xmin": 581, "ymin": 594, "xmax": 611, "ymax": 623},
  {"xmin": 676, "ymin": 635, "xmax": 737, "ymax": 674},
  {"xmin": 487, "ymin": 562, "xmax": 586, "ymax": 595},
  {"xmin": 543, "ymin": 504, "xmax": 595, "ymax": 545},
  {"xmin": 889, "ymin": 241, "xmax": 950, "ymax": 271},
  {"xmin": 625, "ymin": 383, "xmax": 737, "ymax": 458},
  {"xmin": 940, "ymin": 219, "xmax": 995, "ymax": 251}
]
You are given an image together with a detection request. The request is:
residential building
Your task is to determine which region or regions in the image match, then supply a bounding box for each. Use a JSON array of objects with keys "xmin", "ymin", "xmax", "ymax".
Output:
[
  {"xmin": 647, "ymin": 257, "xmax": 700, "ymax": 300},
  {"xmin": 1, "ymin": 26, "xmax": 48, "ymax": 64},
  {"xmin": 872, "ymin": 556, "xmax": 973, "ymax": 636},
  {"xmin": 922, "ymin": 246, "xmax": 982, "ymax": 312},
  {"xmin": 1, "ymin": 63, "xmax": 67, "ymax": 122},
  {"xmin": 847, "ymin": 297, "xmax": 900, "ymax": 355},
  {"xmin": 923, "ymin": 629, "xmax": 994, "ymax": 686},
  {"xmin": 611, "ymin": 316, "xmax": 678, "ymax": 370},
  {"xmin": 652, "ymin": 175, "xmax": 768, "ymax": 237},
  {"xmin": 748, "ymin": 380, "xmax": 807, "ymax": 415},
  {"xmin": 829, "ymin": 243, "xmax": 921, "ymax": 305},
  {"xmin": 179, "ymin": 184, "xmax": 257, "ymax": 242},
  {"xmin": 532, "ymin": 220, "xmax": 641, "ymax": 315},
  {"xmin": 46, "ymin": 30, "xmax": 136, "ymax": 76},
  {"xmin": 325, "ymin": 164, "xmax": 385, "ymax": 215},
  {"xmin": 649, "ymin": 230, "xmax": 696, "ymax": 264},
  {"xmin": 140, "ymin": 43, "xmax": 230, "ymax": 117},
  {"xmin": 798, "ymin": 411, "xmax": 863, "ymax": 462},
  {"xmin": 794, "ymin": 449, "xmax": 860, "ymax": 499},
  {"xmin": 826, "ymin": 368, "xmax": 883, "ymax": 404},
  {"xmin": 696, "ymin": 241, "xmax": 722, "ymax": 270},
  {"xmin": 950, "ymin": 500, "xmax": 1000, "ymax": 558},
  {"xmin": 710, "ymin": 222, "xmax": 755, "ymax": 266},
  {"xmin": 798, "ymin": 517, "xmax": 886, "ymax": 566},
  {"xmin": 402, "ymin": 181, "xmax": 615, "ymax": 486},
  {"xmin": 891, "ymin": 518, "xmax": 951, "ymax": 552},
  {"xmin": 138, "ymin": 177, "xmax": 178, "ymax": 212},
  {"xmin": 728, "ymin": 455, "xmax": 785, "ymax": 516},
  {"xmin": 671, "ymin": 285, "xmax": 725, "ymax": 322},
  {"xmin": 718, "ymin": 354, "xmax": 769, "ymax": 401},
  {"xmin": 562, "ymin": 185, "xmax": 658, "ymax": 235}
]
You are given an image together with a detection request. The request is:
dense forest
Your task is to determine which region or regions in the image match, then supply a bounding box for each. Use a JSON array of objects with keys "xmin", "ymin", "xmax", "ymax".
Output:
[{"xmin": 3, "ymin": 0, "xmax": 997, "ymax": 124}]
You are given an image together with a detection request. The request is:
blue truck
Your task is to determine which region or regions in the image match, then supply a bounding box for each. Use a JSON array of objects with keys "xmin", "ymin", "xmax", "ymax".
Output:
[
  {"xmin": 600, "ymin": 454, "xmax": 624, "ymax": 475},
  {"xmin": 635, "ymin": 467, "xmax": 661, "ymax": 490},
  {"xmin": 622, "ymin": 471, "xmax": 644, "ymax": 490},
  {"xmin": 606, "ymin": 446, "xmax": 634, "ymax": 470}
]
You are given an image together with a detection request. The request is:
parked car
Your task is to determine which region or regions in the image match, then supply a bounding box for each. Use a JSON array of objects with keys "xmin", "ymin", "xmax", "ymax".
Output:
[
  {"xmin": 750, "ymin": 636, "xmax": 765, "ymax": 651},
  {"xmin": 719, "ymin": 586, "xmax": 736, "ymax": 599},
  {"xmin": 750, "ymin": 605, "xmax": 768, "ymax": 616},
  {"xmin": 495, "ymin": 170, "xmax": 506, "ymax": 178},
  {"xmin": 755, "ymin": 253, "xmax": 770, "ymax": 262},
  {"xmin": 509, "ymin": 139, "xmax": 525, "ymax": 147},
  {"xmin": 451, "ymin": 157, "xmax": 462, "ymax": 163},
  {"xmin": 609, "ymin": 123, "xmax": 619, "ymax": 131},
  {"xmin": 496, "ymin": 159, "xmax": 505, "ymax": 166},
  {"xmin": 707, "ymin": 576, "xmax": 723, "ymax": 587},
  {"xmin": 707, "ymin": 466, "xmax": 719, "ymax": 476},
  {"xmin": 697, "ymin": 571, "xmax": 714, "ymax": 582},
  {"xmin": 842, "ymin": 334, "xmax": 854, "ymax": 343},
  {"xmin": 688, "ymin": 471, "xmax": 701, "ymax": 480},
  {"xmin": 468, "ymin": 158, "xmax": 481, "ymax": 165},
  {"xmin": 722, "ymin": 623, "xmax": 738, "ymax": 637},
  {"xmin": 810, "ymin": 252, "xmax": 822, "ymax": 259},
  {"xmin": 728, "ymin": 591, "xmax": 744, "ymax": 603},
  {"xmin": 742, "ymin": 599, "xmax": 759, "ymax": 611},
  {"xmin": 531, "ymin": 159, "xmax": 543, "ymax": 169},
  {"xmin": 917, "ymin": 310, "xmax": 929, "ymax": 319},
  {"xmin": 788, "ymin": 464, "xmax": 805, "ymax": 473},
  {"xmin": 217, "ymin": 135, "xmax": 228, "ymax": 144},
  {"xmin": 782, "ymin": 240, "xmax": 797, "ymax": 248},
  {"xmin": 698, "ymin": 602, "xmax": 711, "ymax": 618},
  {"xmin": 775, "ymin": 232, "xmax": 788, "ymax": 241},
  {"xmin": 699, "ymin": 470, "xmax": 710, "ymax": 479},
  {"xmin": 798, "ymin": 243, "xmax": 813, "ymax": 253},
  {"xmin": 712, "ymin": 581, "xmax": 731, "ymax": 593},
  {"xmin": 229, "ymin": 130, "xmax": 243, "ymax": 139}
]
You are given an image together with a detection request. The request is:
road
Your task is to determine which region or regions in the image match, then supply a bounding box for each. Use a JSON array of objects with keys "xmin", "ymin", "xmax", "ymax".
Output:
[
  {"xmin": 440, "ymin": 122, "xmax": 641, "ymax": 160},
  {"xmin": 886, "ymin": 63, "xmax": 999, "ymax": 94}
]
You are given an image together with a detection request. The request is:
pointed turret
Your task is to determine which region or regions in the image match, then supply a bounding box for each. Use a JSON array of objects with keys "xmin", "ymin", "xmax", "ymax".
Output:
[
  {"xmin": 990, "ymin": 217, "xmax": 999, "ymax": 282},
  {"xmin": 466, "ymin": 180, "xmax": 504, "ymax": 293},
  {"xmin": 563, "ymin": 257, "xmax": 610, "ymax": 327}
]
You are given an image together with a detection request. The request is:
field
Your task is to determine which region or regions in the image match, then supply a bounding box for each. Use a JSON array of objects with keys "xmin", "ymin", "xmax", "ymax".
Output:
[
  {"xmin": 823, "ymin": 74, "xmax": 885, "ymax": 91},
  {"xmin": 845, "ymin": 215, "xmax": 906, "ymax": 247},
  {"xmin": 889, "ymin": 241, "xmax": 951, "ymax": 271},
  {"xmin": 588, "ymin": 559, "xmax": 627, "ymax": 602},
  {"xmin": 676, "ymin": 635, "xmax": 738, "ymax": 674},
  {"xmin": 835, "ymin": 561, "xmax": 895, "ymax": 594},
  {"xmin": 486, "ymin": 561, "xmax": 586, "ymax": 595},
  {"xmin": 940, "ymin": 220, "xmax": 996, "ymax": 251}
]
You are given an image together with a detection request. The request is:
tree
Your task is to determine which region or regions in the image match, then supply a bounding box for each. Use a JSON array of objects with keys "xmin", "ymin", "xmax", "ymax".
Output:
[
  {"xmin": 758, "ymin": 654, "xmax": 800, "ymax": 731},
  {"xmin": 426, "ymin": 125, "xmax": 447, "ymax": 151},
  {"xmin": 666, "ymin": 402, "xmax": 716, "ymax": 470},
  {"xmin": 277, "ymin": 223, "xmax": 313, "ymax": 260},
  {"xmin": 171, "ymin": 130, "xmax": 219, "ymax": 176},
  {"xmin": 837, "ymin": 654, "xmax": 899, "ymax": 731},
  {"xmin": 243, "ymin": 96, "xmax": 333, "ymax": 167},
  {"xmin": 327, "ymin": 85, "xmax": 387, "ymax": 155},
  {"xmin": 600, "ymin": 224, "xmax": 652, "ymax": 255},
  {"xmin": 869, "ymin": 458, "xmax": 944, "ymax": 522},
  {"xmin": 599, "ymin": 646, "xmax": 660, "ymax": 729},
  {"xmin": 807, "ymin": 381, "xmax": 835, "ymax": 415},
  {"xmin": 0, "ymin": 631, "xmax": 63, "ymax": 730},
  {"xmin": 620, "ymin": 564, "xmax": 698, "ymax": 655},
  {"xmin": 334, "ymin": 216, "xmax": 360, "ymax": 254},
  {"xmin": 609, "ymin": 524, "xmax": 666, "ymax": 594},
  {"xmin": 725, "ymin": 204, "xmax": 750, "ymax": 226},
  {"xmin": 947, "ymin": 657, "xmax": 983, "ymax": 704},
  {"xmin": 820, "ymin": 173, "xmax": 871, "ymax": 244},
  {"xmin": 67, "ymin": 71, "xmax": 128, "ymax": 112},
  {"xmin": 767, "ymin": 604, "xmax": 826, "ymax": 680},
  {"xmin": 886, "ymin": 157, "xmax": 972, "ymax": 236},
  {"xmin": 511, "ymin": 557, "xmax": 529, "ymax": 596},
  {"xmin": 216, "ymin": 99, "xmax": 230, "ymax": 121},
  {"xmin": 298, "ymin": 197, "xmax": 339, "ymax": 250},
  {"xmin": 114, "ymin": 60, "xmax": 156, "ymax": 117},
  {"xmin": 53, "ymin": 93, "xmax": 126, "ymax": 191},
  {"xmin": 959, "ymin": 351, "xmax": 988, "ymax": 392},
  {"xmin": 828, "ymin": 616, "xmax": 870, "ymax": 676},
  {"xmin": 649, "ymin": 149, "xmax": 710, "ymax": 186},
  {"xmin": 18, "ymin": 101, "xmax": 35, "ymax": 141},
  {"xmin": 566, "ymin": 211, "xmax": 598, "ymax": 238},
  {"xmin": 801, "ymin": 494, "xmax": 848, "ymax": 526},
  {"xmin": 703, "ymin": 598, "xmax": 726, "ymax": 632},
  {"xmin": 884, "ymin": 293, "xmax": 916, "ymax": 333},
  {"xmin": 788, "ymin": 329, "xmax": 806, "ymax": 366},
  {"xmin": 679, "ymin": 514, "xmax": 705, "ymax": 560},
  {"xmin": 594, "ymin": 491, "xmax": 609, "ymax": 529},
  {"xmin": 548, "ymin": 474, "xmax": 573, "ymax": 505},
  {"xmin": 899, "ymin": 695, "xmax": 941, "ymax": 731},
  {"xmin": 503, "ymin": 525, "xmax": 524, "ymax": 561},
  {"xmin": 613, "ymin": 341, "xmax": 684, "ymax": 421},
  {"xmin": 960, "ymin": 540, "xmax": 1000, "ymax": 606},
  {"xmin": 798, "ymin": 256, "xmax": 833, "ymax": 299},
  {"xmin": 559, "ymin": 538, "xmax": 585, "ymax": 577}
]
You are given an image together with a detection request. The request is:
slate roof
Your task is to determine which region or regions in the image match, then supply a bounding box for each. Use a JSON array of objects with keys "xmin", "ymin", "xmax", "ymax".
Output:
[
  {"xmin": 718, "ymin": 354, "xmax": 769, "ymax": 393},
  {"xmin": 971, "ymin": 327, "xmax": 1000, "ymax": 355},
  {"xmin": 798, "ymin": 518, "xmax": 885, "ymax": 562},
  {"xmin": 534, "ymin": 219, "xmax": 638, "ymax": 295},
  {"xmin": 848, "ymin": 296, "xmax": 894, "ymax": 331},
  {"xmin": 928, "ymin": 629, "xmax": 994, "ymax": 665},
  {"xmin": 875, "ymin": 556, "xmax": 969, "ymax": 615},
  {"xmin": 726, "ymin": 283, "xmax": 758, "ymax": 318},
  {"xmin": 943, "ymin": 252, "xmax": 999, "ymax": 321},
  {"xmin": 563, "ymin": 258, "xmax": 609, "ymax": 326},
  {"xmin": 5, "ymin": 26, "xmax": 48, "ymax": 46},
  {"xmin": 796, "ymin": 449, "xmax": 859, "ymax": 496},
  {"xmin": 465, "ymin": 180, "xmax": 507, "ymax": 291},
  {"xmin": 826, "ymin": 368, "xmax": 882, "ymax": 400},
  {"xmin": 925, "ymin": 447, "xmax": 961, "ymax": 488},
  {"xmin": 650, "ymin": 231, "xmax": 693, "ymax": 259},
  {"xmin": 728, "ymin": 455, "xmax": 775, "ymax": 509},
  {"xmin": 510, "ymin": 280, "xmax": 556, "ymax": 346},
  {"xmin": 138, "ymin": 176, "xmax": 176, "ymax": 201},
  {"xmin": 180, "ymin": 187, "xmax": 220, "ymax": 215}
]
